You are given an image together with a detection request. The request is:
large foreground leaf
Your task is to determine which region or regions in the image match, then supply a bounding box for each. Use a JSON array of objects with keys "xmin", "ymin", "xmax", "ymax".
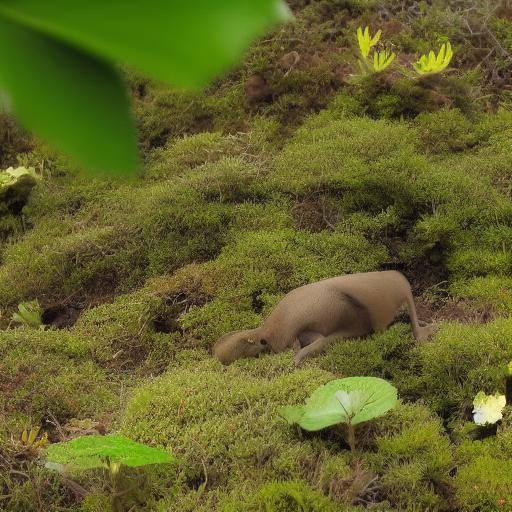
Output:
[
  {"xmin": 45, "ymin": 434, "xmax": 174, "ymax": 472},
  {"xmin": 0, "ymin": 0, "xmax": 292, "ymax": 88},
  {"xmin": 0, "ymin": 17, "xmax": 138, "ymax": 175},
  {"xmin": 279, "ymin": 377, "xmax": 397, "ymax": 431}
]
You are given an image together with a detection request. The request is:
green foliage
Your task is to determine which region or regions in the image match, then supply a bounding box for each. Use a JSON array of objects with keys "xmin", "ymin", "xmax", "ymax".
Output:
[
  {"xmin": 356, "ymin": 26, "xmax": 381, "ymax": 58},
  {"xmin": 45, "ymin": 434, "xmax": 174, "ymax": 472},
  {"xmin": 413, "ymin": 42, "xmax": 453, "ymax": 75},
  {"xmin": 280, "ymin": 377, "xmax": 397, "ymax": 431},
  {"xmin": 11, "ymin": 299, "xmax": 43, "ymax": 328},
  {"xmin": 355, "ymin": 26, "xmax": 395, "ymax": 75},
  {"xmin": 0, "ymin": 0, "xmax": 290, "ymax": 173},
  {"xmin": 0, "ymin": 0, "xmax": 291, "ymax": 88},
  {"xmin": 0, "ymin": 17, "xmax": 139, "ymax": 176},
  {"xmin": 370, "ymin": 51, "xmax": 396, "ymax": 72}
]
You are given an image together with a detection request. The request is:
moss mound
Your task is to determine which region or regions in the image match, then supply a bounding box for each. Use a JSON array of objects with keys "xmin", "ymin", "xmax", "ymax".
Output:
[
  {"xmin": 2, "ymin": 0, "xmax": 512, "ymax": 509},
  {"xmin": 0, "ymin": 329, "xmax": 118, "ymax": 431}
]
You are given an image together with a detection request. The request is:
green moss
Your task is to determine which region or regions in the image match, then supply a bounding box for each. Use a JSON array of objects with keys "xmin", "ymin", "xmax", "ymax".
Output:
[
  {"xmin": 121, "ymin": 353, "xmax": 458, "ymax": 510},
  {"xmin": 317, "ymin": 324, "xmax": 417, "ymax": 385},
  {"xmin": 130, "ymin": 81, "xmax": 245, "ymax": 151},
  {"xmin": 270, "ymin": 114, "xmax": 422, "ymax": 198},
  {"xmin": 416, "ymin": 109, "xmax": 479, "ymax": 153},
  {"xmin": 0, "ymin": 329, "xmax": 118, "ymax": 427},
  {"xmin": 187, "ymin": 157, "xmax": 262, "ymax": 203},
  {"xmin": 121, "ymin": 353, "xmax": 335, "ymax": 506},
  {"xmin": 0, "ymin": 466, "xmax": 69, "ymax": 512},
  {"xmin": 451, "ymin": 275, "xmax": 512, "ymax": 314},
  {"xmin": 366, "ymin": 403, "xmax": 453, "ymax": 511},
  {"xmin": 407, "ymin": 318, "xmax": 512, "ymax": 418},
  {"xmin": 221, "ymin": 480, "xmax": 345, "ymax": 512},
  {"xmin": 0, "ymin": 182, "xmax": 231, "ymax": 310},
  {"xmin": 454, "ymin": 415, "xmax": 512, "ymax": 511},
  {"xmin": 145, "ymin": 132, "xmax": 243, "ymax": 181},
  {"xmin": 455, "ymin": 456, "xmax": 512, "ymax": 511}
]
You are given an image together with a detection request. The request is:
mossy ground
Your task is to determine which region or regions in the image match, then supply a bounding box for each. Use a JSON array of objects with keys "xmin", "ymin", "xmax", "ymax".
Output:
[{"xmin": 2, "ymin": 1, "xmax": 512, "ymax": 511}]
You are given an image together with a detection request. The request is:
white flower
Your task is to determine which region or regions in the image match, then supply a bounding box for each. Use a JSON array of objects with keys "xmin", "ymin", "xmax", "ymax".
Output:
[{"xmin": 472, "ymin": 391, "xmax": 506, "ymax": 426}]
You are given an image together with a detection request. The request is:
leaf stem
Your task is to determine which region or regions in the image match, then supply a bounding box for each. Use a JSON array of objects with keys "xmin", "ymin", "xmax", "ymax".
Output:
[{"xmin": 347, "ymin": 422, "xmax": 356, "ymax": 453}]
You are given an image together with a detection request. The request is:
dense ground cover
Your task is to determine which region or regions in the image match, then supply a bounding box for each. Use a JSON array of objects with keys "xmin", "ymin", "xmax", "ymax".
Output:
[{"xmin": 1, "ymin": 1, "xmax": 512, "ymax": 510}]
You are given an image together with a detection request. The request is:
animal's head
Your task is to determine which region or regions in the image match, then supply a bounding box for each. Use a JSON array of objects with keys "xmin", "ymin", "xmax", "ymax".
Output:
[{"xmin": 213, "ymin": 329, "xmax": 270, "ymax": 365}]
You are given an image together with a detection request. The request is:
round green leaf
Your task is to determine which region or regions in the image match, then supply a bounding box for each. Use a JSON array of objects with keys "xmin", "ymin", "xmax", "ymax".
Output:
[
  {"xmin": 279, "ymin": 377, "xmax": 397, "ymax": 431},
  {"xmin": 45, "ymin": 434, "xmax": 174, "ymax": 472}
]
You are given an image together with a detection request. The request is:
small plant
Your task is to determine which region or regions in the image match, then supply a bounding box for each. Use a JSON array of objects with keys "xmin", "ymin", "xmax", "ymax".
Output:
[
  {"xmin": 472, "ymin": 391, "xmax": 506, "ymax": 426},
  {"xmin": 45, "ymin": 434, "xmax": 174, "ymax": 511},
  {"xmin": 371, "ymin": 50, "xmax": 396, "ymax": 73},
  {"xmin": 357, "ymin": 26, "xmax": 381, "ymax": 58},
  {"xmin": 280, "ymin": 377, "xmax": 397, "ymax": 453},
  {"xmin": 11, "ymin": 300, "xmax": 43, "ymax": 329},
  {"xmin": 413, "ymin": 42, "xmax": 453, "ymax": 75},
  {"xmin": 356, "ymin": 26, "xmax": 395, "ymax": 75},
  {"xmin": 8, "ymin": 426, "xmax": 49, "ymax": 458}
]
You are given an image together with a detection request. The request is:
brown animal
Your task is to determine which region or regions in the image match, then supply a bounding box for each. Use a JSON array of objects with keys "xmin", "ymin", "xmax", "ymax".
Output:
[{"xmin": 213, "ymin": 271, "xmax": 434, "ymax": 366}]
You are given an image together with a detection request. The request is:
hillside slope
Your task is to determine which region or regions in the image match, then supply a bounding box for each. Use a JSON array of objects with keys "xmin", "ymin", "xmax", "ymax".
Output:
[{"xmin": 1, "ymin": 1, "xmax": 512, "ymax": 511}]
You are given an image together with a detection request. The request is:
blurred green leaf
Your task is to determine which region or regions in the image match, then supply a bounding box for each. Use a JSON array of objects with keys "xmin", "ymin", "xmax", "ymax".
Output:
[
  {"xmin": 45, "ymin": 434, "xmax": 174, "ymax": 472},
  {"xmin": 0, "ymin": 0, "xmax": 292, "ymax": 88},
  {"xmin": 0, "ymin": 17, "xmax": 138, "ymax": 175}
]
